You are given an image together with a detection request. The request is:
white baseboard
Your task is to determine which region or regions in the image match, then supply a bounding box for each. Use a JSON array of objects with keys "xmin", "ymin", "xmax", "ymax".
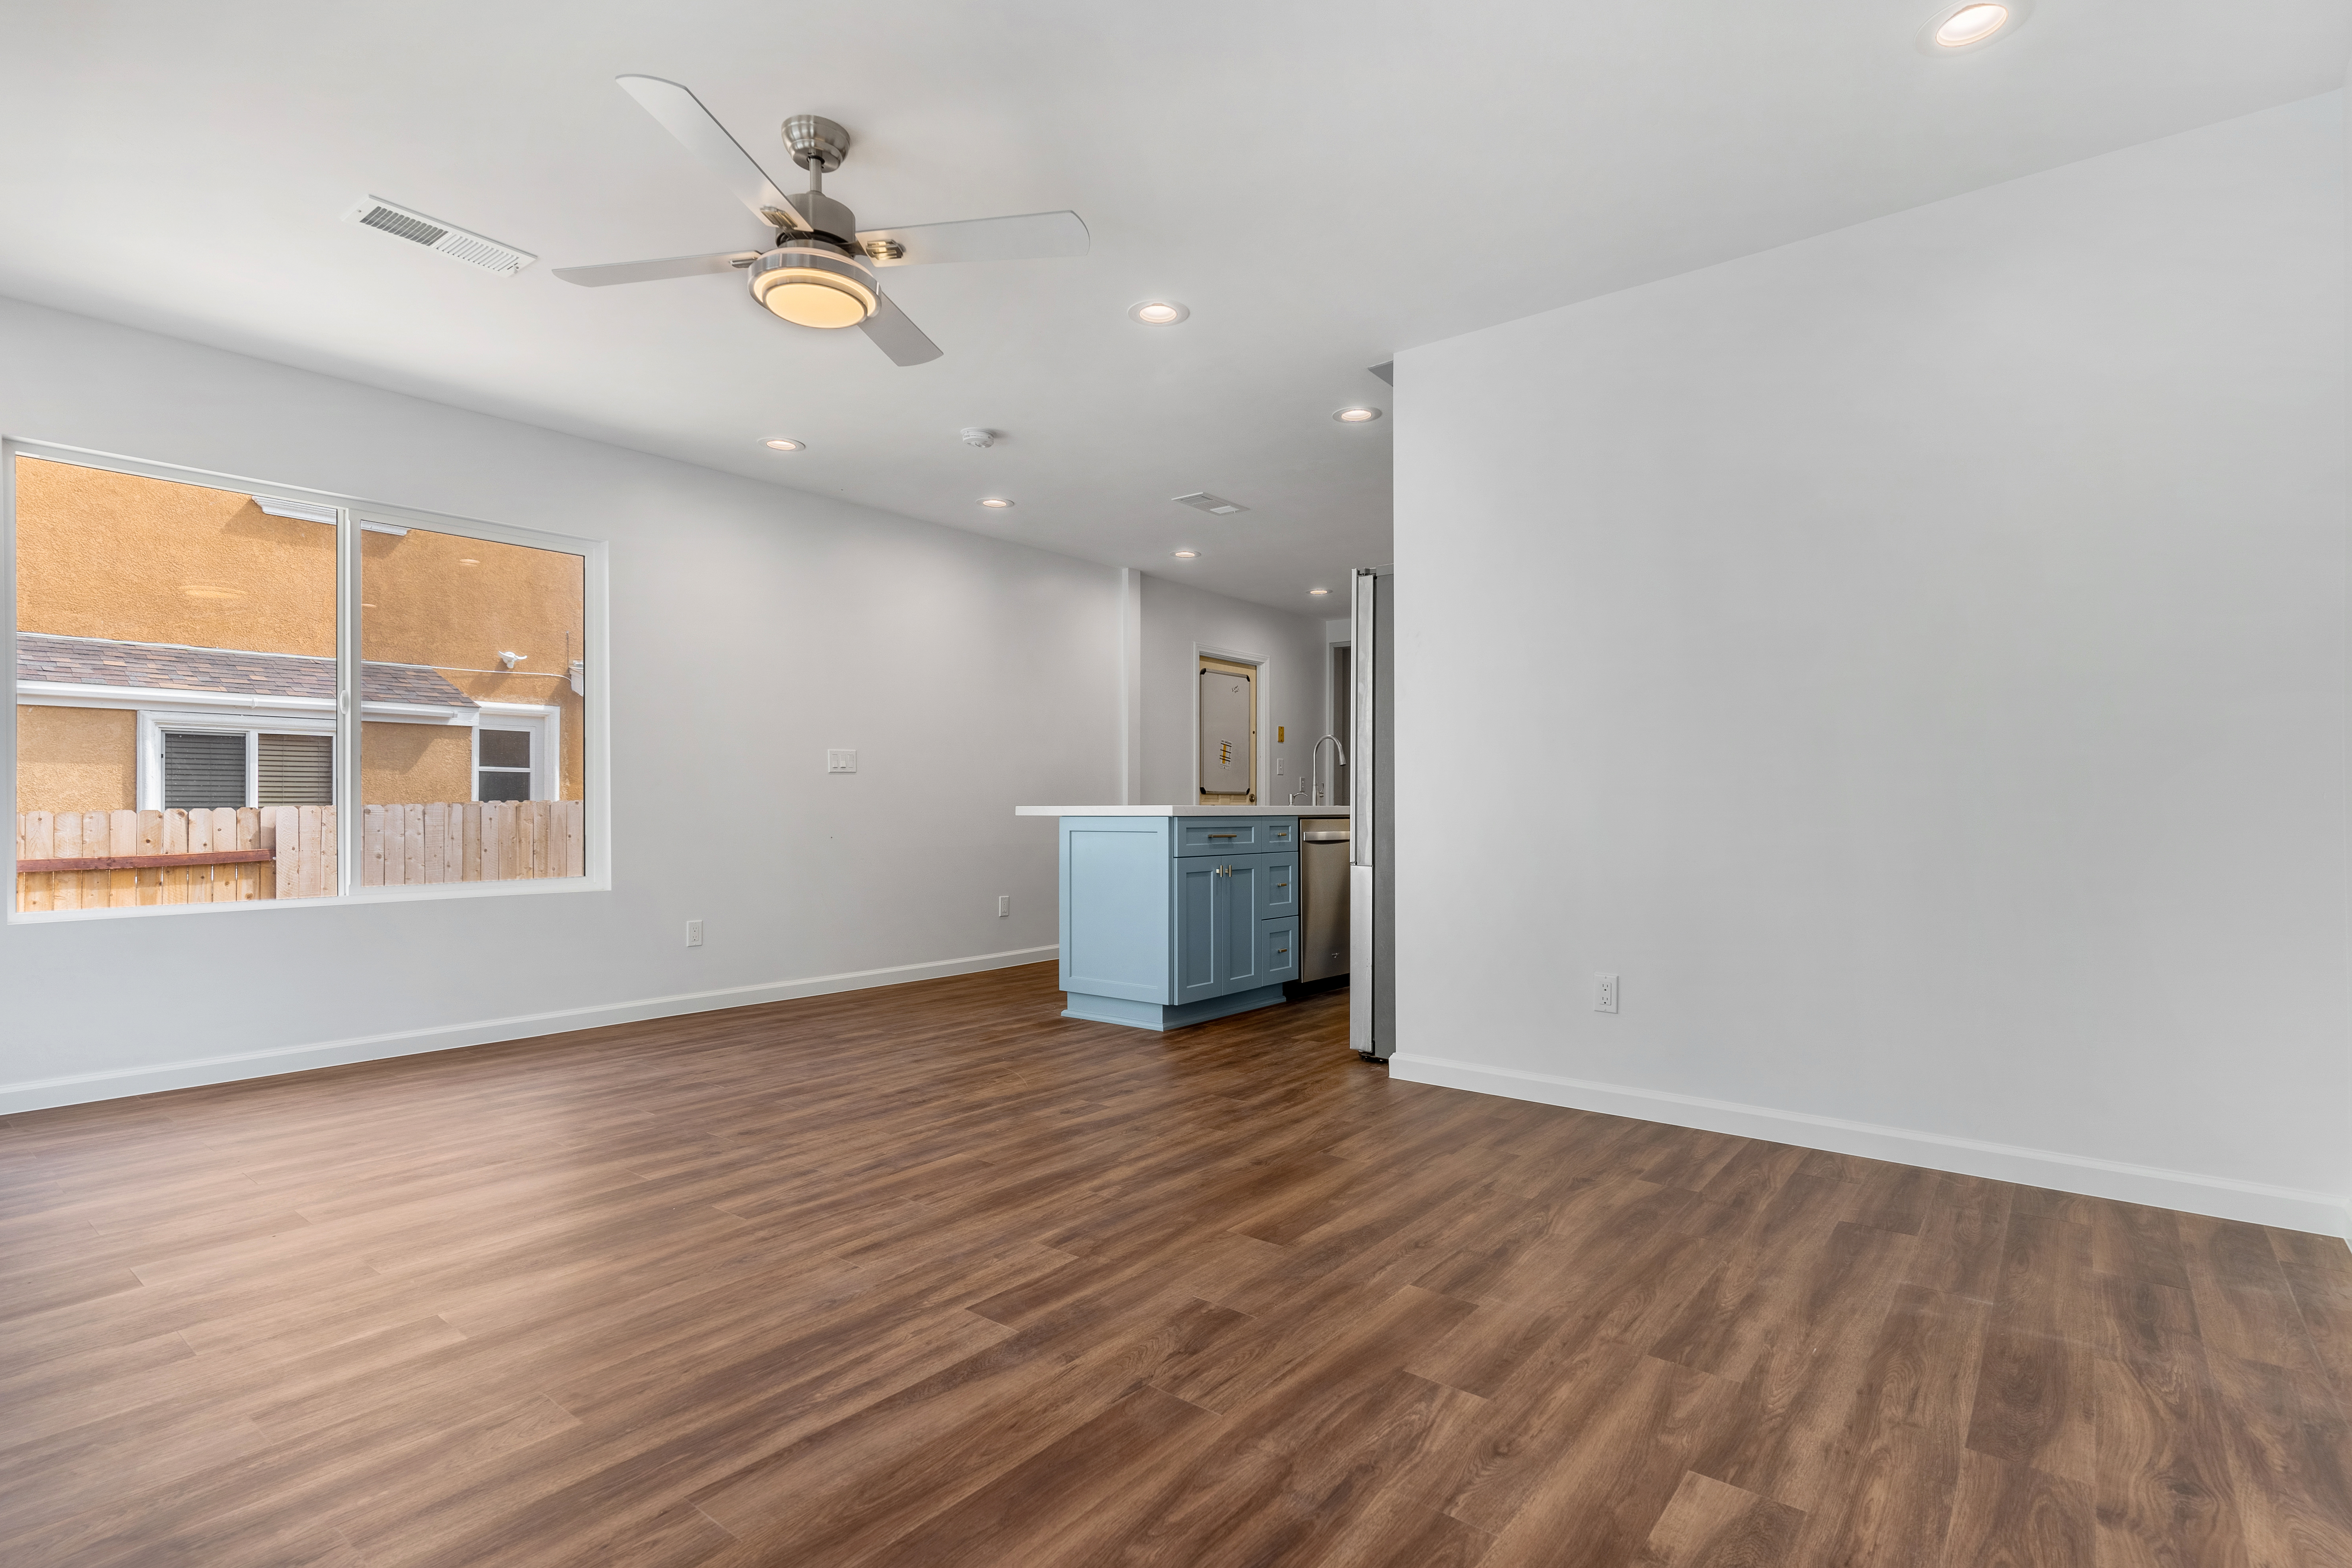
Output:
[
  {"xmin": 1389, "ymin": 1052, "xmax": 2352, "ymax": 1243},
  {"xmin": 0, "ymin": 945, "xmax": 1061, "ymax": 1118}
]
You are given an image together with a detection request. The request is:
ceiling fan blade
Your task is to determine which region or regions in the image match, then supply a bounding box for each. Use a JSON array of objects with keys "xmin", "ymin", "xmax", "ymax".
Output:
[
  {"xmin": 860, "ymin": 292, "xmax": 943, "ymax": 366},
  {"xmin": 614, "ymin": 75, "xmax": 809, "ymax": 231},
  {"xmin": 856, "ymin": 210, "xmax": 1089, "ymax": 267},
  {"xmin": 553, "ymin": 251, "xmax": 760, "ymax": 287}
]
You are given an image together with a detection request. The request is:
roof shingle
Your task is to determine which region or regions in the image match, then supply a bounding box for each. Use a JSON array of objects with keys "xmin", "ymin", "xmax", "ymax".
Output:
[{"xmin": 16, "ymin": 632, "xmax": 477, "ymax": 709}]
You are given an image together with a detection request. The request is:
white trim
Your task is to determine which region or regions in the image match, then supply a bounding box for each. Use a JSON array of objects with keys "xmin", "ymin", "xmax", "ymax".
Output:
[
  {"xmin": 18, "ymin": 682, "xmax": 335, "ymax": 714},
  {"xmin": 18, "ymin": 681, "xmax": 472, "ymax": 726},
  {"xmin": 0, "ymin": 945, "xmax": 1061, "ymax": 1116},
  {"xmin": 1387, "ymin": 1051, "xmax": 2352, "ymax": 1240},
  {"xmin": 471, "ymin": 700, "xmax": 559, "ymax": 801}
]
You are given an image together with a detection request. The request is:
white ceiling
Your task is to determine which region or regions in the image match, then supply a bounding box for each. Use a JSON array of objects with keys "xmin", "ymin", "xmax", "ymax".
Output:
[{"xmin": 1, "ymin": 1, "xmax": 2342, "ymax": 611}]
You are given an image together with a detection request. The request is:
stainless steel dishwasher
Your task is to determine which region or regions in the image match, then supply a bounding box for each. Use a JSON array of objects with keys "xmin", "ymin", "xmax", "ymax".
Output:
[{"xmin": 1299, "ymin": 818, "xmax": 1351, "ymax": 983}]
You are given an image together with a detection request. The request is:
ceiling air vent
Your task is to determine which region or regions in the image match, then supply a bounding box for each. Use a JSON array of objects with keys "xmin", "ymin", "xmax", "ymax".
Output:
[
  {"xmin": 1172, "ymin": 491, "xmax": 1250, "ymax": 516},
  {"xmin": 341, "ymin": 196, "xmax": 536, "ymax": 276}
]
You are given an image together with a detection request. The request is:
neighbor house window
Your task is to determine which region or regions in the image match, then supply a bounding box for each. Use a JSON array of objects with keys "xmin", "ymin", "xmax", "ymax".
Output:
[
  {"xmin": 11, "ymin": 443, "xmax": 601, "ymax": 915},
  {"xmin": 475, "ymin": 727, "xmax": 533, "ymax": 802},
  {"xmin": 162, "ymin": 731, "xmax": 247, "ymax": 810}
]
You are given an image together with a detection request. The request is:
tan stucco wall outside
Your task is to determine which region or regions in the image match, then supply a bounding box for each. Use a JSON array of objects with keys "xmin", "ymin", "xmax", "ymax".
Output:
[
  {"xmin": 361, "ymin": 722, "xmax": 471, "ymax": 805},
  {"xmin": 15, "ymin": 456, "xmax": 585, "ymax": 807},
  {"xmin": 16, "ymin": 705, "xmax": 135, "ymax": 813}
]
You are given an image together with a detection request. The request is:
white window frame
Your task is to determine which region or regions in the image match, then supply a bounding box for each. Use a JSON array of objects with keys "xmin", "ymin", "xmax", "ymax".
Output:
[
  {"xmin": 471, "ymin": 701, "xmax": 559, "ymax": 802},
  {"xmin": 139, "ymin": 709, "xmax": 339, "ymax": 810},
  {"xmin": 4, "ymin": 437, "xmax": 611, "ymax": 922}
]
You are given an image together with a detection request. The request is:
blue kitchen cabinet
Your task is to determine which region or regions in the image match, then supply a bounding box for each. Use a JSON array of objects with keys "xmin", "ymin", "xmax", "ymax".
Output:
[{"xmin": 1056, "ymin": 815, "xmax": 1301, "ymax": 1031}]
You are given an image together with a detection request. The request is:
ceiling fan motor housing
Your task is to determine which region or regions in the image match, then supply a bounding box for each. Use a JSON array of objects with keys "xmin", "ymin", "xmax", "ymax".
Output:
[
  {"xmin": 783, "ymin": 114, "xmax": 851, "ymax": 173},
  {"xmin": 748, "ymin": 238, "xmax": 880, "ymax": 328}
]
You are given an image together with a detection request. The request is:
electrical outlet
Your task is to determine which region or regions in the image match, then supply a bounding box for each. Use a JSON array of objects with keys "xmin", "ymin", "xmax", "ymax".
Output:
[
  {"xmin": 686, "ymin": 920, "xmax": 705, "ymax": 948},
  {"xmin": 1594, "ymin": 972, "xmax": 1619, "ymax": 1013},
  {"xmin": 826, "ymin": 748, "xmax": 858, "ymax": 773},
  {"xmin": 996, "ymin": 895, "xmax": 1010, "ymax": 918}
]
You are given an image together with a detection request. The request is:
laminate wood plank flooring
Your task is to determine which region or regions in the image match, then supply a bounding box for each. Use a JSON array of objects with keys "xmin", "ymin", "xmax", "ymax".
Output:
[{"xmin": 3, "ymin": 961, "xmax": 2348, "ymax": 1568}]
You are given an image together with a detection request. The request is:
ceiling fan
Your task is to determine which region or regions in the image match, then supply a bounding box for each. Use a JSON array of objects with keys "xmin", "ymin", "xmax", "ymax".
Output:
[{"xmin": 554, "ymin": 75, "xmax": 1090, "ymax": 367}]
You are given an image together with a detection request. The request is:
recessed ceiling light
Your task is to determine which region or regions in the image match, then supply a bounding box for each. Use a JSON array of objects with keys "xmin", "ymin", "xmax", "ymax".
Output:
[
  {"xmin": 457, "ymin": 557, "xmax": 481, "ymax": 566},
  {"xmin": 1333, "ymin": 407, "xmax": 1383, "ymax": 423},
  {"xmin": 1308, "ymin": 587, "xmax": 1330, "ymax": 596},
  {"xmin": 1171, "ymin": 549, "xmax": 1199, "ymax": 559},
  {"xmin": 1920, "ymin": 0, "xmax": 2026, "ymax": 50},
  {"xmin": 978, "ymin": 497, "xmax": 1014, "ymax": 509},
  {"xmin": 1129, "ymin": 300, "xmax": 1189, "ymax": 325},
  {"xmin": 763, "ymin": 437, "xmax": 805, "ymax": 451}
]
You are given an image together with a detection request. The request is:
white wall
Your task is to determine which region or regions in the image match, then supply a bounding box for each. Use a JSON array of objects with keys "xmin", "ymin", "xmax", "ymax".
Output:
[
  {"xmin": 1136, "ymin": 573, "xmax": 1332, "ymax": 808},
  {"xmin": 1392, "ymin": 95, "xmax": 2352, "ymax": 1236},
  {"xmin": 0, "ymin": 296, "xmax": 1125, "ymax": 1113}
]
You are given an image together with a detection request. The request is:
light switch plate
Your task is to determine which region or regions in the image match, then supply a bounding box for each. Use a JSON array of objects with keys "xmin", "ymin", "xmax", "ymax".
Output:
[
  {"xmin": 685, "ymin": 920, "xmax": 705, "ymax": 948},
  {"xmin": 826, "ymin": 748, "xmax": 858, "ymax": 774},
  {"xmin": 996, "ymin": 895, "xmax": 1010, "ymax": 918},
  {"xmin": 1594, "ymin": 972, "xmax": 1619, "ymax": 1013}
]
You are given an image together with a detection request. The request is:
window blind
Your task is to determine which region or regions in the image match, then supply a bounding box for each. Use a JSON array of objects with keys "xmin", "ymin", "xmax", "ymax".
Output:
[
  {"xmin": 163, "ymin": 731, "xmax": 246, "ymax": 810},
  {"xmin": 257, "ymin": 733, "xmax": 333, "ymax": 805}
]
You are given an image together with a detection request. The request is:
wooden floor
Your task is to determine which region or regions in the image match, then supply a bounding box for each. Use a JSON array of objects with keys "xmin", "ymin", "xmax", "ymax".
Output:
[{"xmin": 4, "ymin": 963, "xmax": 2349, "ymax": 1568}]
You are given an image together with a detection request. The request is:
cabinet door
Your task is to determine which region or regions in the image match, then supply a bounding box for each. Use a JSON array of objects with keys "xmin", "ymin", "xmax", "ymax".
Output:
[
  {"xmin": 1220, "ymin": 860, "xmax": 1263, "ymax": 990},
  {"xmin": 1259, "ymin": 918, "xmax": 1299, "ymax": 985},
  {"xmin": 1255, "ymin": 852, "xmax": 1298, "ymax": 920},
  {"xmin": 1173, "ymin": 858, "xmax": 1224, "ymax": 1003}
]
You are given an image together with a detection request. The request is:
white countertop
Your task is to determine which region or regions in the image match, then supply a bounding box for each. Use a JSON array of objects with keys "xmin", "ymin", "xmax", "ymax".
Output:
[{"xmin": 1016, "ymin": 805, "xmax": 1351, "ymax": 818}]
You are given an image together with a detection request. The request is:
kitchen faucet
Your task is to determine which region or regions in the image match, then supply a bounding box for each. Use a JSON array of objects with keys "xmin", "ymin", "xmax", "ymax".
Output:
[{"xmin": 1311, "ymin": 734, "xmax": 1347, "ymax": 807}]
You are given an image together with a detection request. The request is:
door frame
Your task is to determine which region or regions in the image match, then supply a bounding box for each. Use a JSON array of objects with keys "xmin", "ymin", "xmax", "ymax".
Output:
[{"xmin": 1192, "ymin": 642, "xmax": 1268, "ymax": 805}]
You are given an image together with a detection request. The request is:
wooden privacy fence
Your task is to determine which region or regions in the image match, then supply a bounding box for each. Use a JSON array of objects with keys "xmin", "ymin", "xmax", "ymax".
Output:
[
  {"xmin": 361, "ymin": 800, "xmax": 583, "ymax": 889},
  {"xmin": 15, "ymin": 800, "xmax": 584, "ymax": 911}
]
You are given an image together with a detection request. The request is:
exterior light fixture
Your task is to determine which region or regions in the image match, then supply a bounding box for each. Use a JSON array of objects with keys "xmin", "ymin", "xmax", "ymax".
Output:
[
  {"xmin": 1170, "ymin": 549, "xmax": 1199, "ymax": 559},
  {"xmin": 749, "ymin": 241, "xmax": 879, "ymax": 328},
  {"xmin": 763, "ymin": 438, "xmax": 806, "ymax": 451},
  {"xmin": 978, "ymin": 497, "xmax": 1015, "ymax": 509},
  {"xmin": 1919, "ymin": 0, "xmax": 2026, "ymax": 51},
  {"xmin": 1129, "ymin": 300, "xmax": 1190, "ymax": 325},
  {"xmin": 1333, "ymin": 407, "xmax": 1383, "ymax": 423}
]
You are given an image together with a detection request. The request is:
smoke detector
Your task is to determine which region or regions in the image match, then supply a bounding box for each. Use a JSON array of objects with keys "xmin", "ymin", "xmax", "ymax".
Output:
[
  {"xmin": 343, "ymin": 197, "xmax": 536, "ymax": 276},
  {"xmin": 960, "ymin": 428, "xmax": 998, "ymax": 448}
]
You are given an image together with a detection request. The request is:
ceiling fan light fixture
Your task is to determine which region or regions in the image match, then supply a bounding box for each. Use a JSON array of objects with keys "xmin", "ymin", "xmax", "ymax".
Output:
[
  {"xmin": 1130, "ymin": 300, "xmax": 1189, "ymax": 325},
  {"xmin": 750, "ymin": 243, "xmax": 878, "ymax": 328}
]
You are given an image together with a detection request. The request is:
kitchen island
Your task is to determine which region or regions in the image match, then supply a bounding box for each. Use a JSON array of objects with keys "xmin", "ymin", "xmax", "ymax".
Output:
[{"xmin": 1017, "ymin": 805, "xmax": 1347, "ymax": 1030}]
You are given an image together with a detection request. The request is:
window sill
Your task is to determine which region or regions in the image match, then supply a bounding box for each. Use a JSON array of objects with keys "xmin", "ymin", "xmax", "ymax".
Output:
[{"xmin": 7, "ymin": 872, "xmax": 611, "ymax": 925}]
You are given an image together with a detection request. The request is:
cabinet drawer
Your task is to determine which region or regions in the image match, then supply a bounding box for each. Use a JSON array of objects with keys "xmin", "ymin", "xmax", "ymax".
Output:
[
  {"xmin": 1175, "ymin": 817, "xmax": 1297, "ymax": 856},
  {"xmin": 1258, "ymin": 918, "xmax": 1299, "ymax": 985}
]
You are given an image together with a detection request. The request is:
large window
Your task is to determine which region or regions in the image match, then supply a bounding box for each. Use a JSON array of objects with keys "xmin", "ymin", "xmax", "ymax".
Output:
[{"xmin": 10, "ymin": 444, "xmax": 601, "ymax": 916}]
